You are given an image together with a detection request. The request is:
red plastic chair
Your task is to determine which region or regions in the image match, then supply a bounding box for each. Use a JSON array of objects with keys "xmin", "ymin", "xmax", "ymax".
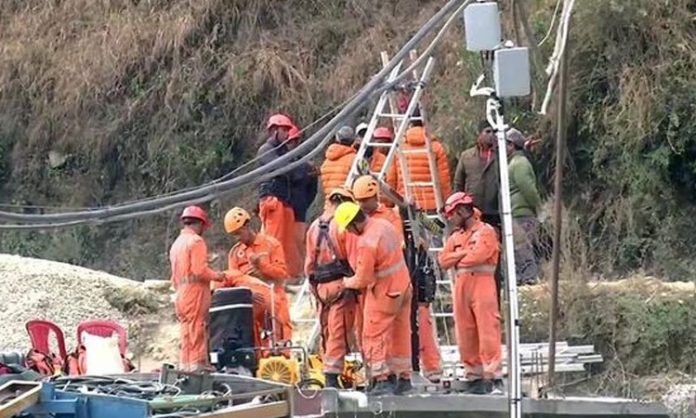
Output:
[
  {"xmin": 76, "ymin": 320, "xmax": 128, "ymax": 355},
  {"xmin": 25, "ymin": 320, "xmax": 68, "ymax": 360}
]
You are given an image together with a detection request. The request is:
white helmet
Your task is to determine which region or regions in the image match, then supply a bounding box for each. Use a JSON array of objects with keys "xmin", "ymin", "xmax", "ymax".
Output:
[{"xmin": 355, "ymin": 123, "xmax": 369, "ymax": 137}]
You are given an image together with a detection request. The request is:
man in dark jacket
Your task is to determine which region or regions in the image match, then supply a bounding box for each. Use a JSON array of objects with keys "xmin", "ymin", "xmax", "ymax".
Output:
[
  {"xmin": 453, "ymin": 120, "xmax": 500, "ymax": 229},
  {"xmin": 257, "ymin": 114, "xmax": 308, "ymax": 279}
]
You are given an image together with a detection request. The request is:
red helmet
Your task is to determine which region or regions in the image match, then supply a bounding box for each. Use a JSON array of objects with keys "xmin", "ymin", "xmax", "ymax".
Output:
[
  {"xmin": 443, "ymin": 192, "xmax": 474, "ymax": 217},
  {"xmin": 180, "ymin": 205, "xmax": 211, "ymax": 228},
  {"xmin": 373, "ymin": 127, "xmax": 393, "ymax": 141},
  {"xmin": 267, "ymin": 114, "xmax": 294, "ymax": 130},
  {"xmin": 288, "ymin": 125, "xmax": 302, "ymax": 141}
]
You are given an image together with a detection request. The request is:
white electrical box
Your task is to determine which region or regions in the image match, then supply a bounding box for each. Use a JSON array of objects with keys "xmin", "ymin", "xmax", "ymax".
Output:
[
  {"xmin": 494, "ymin": 47, "xmax": 531, "ymax": 97},
  {"xmin": 463, "ymin": 2, "xmax": 502, "ymax": 51}
]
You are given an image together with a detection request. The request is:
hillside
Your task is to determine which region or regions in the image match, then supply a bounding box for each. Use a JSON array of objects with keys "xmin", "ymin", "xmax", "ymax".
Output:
[{"xmin": 1, "ymin": 0, "xmax": 695, "ymax": 281}]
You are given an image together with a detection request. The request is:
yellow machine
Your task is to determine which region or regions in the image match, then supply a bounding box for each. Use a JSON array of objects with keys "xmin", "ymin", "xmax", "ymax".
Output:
[{"xmin": 256, "ymin": 352, "xmax": 326, "ymax": 388}]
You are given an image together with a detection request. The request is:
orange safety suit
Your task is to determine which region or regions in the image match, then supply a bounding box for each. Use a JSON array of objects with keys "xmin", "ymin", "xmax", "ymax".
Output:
[
  {"xmin": 398, "ymin": 127, "xmax": 452, "ymax": 212},
  {"xmin": 169, "ymin": 227, "xmax": 222, "ymax": 371},
  {"xmin": 438, "ymin": 218, "xmax": 502, "ymax": 380},
  {"xmin": 369, "ymin": 150, "xmax": 399, "ymax": 207},
  {"xmin": 212, "ymin": 271, "xmax": 274, "ymax": 348},
  {"xmin": 367, "ymin": 204, "xmax": 404, "ymax": 243},
  {"xmin": 418, "ymin": 304, "xmax": 442, "ymax": 380},
  {"xmin": 320, "ymin": 144, "xmax": 356, "ymax": 193},
  {"xmin": 228, "ymin": 233, "xmax": 293, "ymax": 342},
  {"xmin": 305, "ymin": 211, "xmax": 356, "ymax": 374},
  {"xmin": 344, "ymin": 218, "xmax": 413, "ymax": 380},
  {"xmin": 258, "ymin": 196, "xmax": 298, "ymax": 276}
]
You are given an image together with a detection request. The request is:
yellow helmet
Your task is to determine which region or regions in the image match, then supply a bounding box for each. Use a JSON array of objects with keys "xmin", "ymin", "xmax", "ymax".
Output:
[
  {"xmin": 352, "ymin": 175, "xmax": 379, "ymax": 200},
  {"xmin": 334, "ymin": 202, "xmax": 361, "ymax": 232},
  {"xmin": 224, "ymin": 207, "xmax": 251, "ymax": 233}
]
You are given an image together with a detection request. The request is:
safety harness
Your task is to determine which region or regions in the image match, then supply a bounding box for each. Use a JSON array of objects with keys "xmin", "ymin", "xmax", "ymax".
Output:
[{"xmin": 310, "ymin": 218, "xmax": 353, "ymax": 284}]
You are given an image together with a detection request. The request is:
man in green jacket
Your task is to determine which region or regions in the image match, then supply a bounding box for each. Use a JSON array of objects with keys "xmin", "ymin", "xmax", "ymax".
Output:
[
  {"xmin": 506, "ymin": 128, "xmax": 542, "ymax": 285},
  {"xmin": 453, "ymin": 120, "xmax": 500, "ymax": 229}
]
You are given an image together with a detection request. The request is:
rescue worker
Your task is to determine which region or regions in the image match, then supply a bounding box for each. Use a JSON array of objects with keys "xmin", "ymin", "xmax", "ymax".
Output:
[
  {"xmin": 320, "ymin": 126, "xmax": 357, "ymax": 195},
  {"xmin": 335, "ymin": 202, "xmax": 413, "ymax": 396},
  {"xmin": 351, "ymin": 175, "xmax": 403, "ymax": 242},
  {"xmin": 368, "ymin": 127, "xmax": 399, "ymax": 203},
  {"xmin": 399, "ymin": 115, "xmax": 452, "ymax": 212},
  {"xmin": 224, "ymin": 207, "xmax": 293, "ymax": 344},
  {"xmin": 257, "ymin": 114, "xmax": 304, "ymax": 278},
  {"xmin": 506, "ymin": 128, "xmax": 542, "ymax": 285},
  {"xmin": 453, "ymin": 120, "xmax": 500, "ymax": 229},
  {"xmin": 287, "ymin": 125, "xmax": 318, "ymax": 281},
  {"xmin": 439, "ymin": 192, "xmax": 503, "ymax": 395},
  {"xmin": 169, "ymin": 206, "xmax": 226, "ymax": 371},
  {"xmin": 305, "ymin": 187, "xmax": 357, "ymax": 388}
]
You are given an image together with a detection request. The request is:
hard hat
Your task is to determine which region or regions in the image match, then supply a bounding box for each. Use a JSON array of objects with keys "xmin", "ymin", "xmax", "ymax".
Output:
[
  {"xmin": 328, "ymin": 187, "xmax": 355, "ymax": 202},
  {"xmin": 505, "ymin": 127, "xmax": 526, "ymax": 149},
  {"xmin": 288, "ymin": 125, "xmax": 302, "ymax": 141},
  {"xmin": 373, "ymin": 127, "xmax": 393, "ymax": 141},
  {"xmin": 181, "ymin": 206, "xmax": 211, "ymax": 228},
  {"xmin": 352, "ymin": 175, "xmax": 379, "ymax": 200},
  {"xmin": 267, "ymin": 114, "xmax": 294, "ymax": 130},
  {"xmin": 224, "ymin": 207, "xmax": 251, "ymax": 233},
  {"xmin": 355, "ymin": 123, "xmax": 369, "ymax": 136},
  {"xmin": 334, "ymin": 202, "xmax": 361, "ymax": 232},
  {"xmin": 335, "ymin": 126, "xmax": 355, "ymax": 144},
  {"xmin": 443, "ymin": 192, "xmax": 474, "ymax": 217}
]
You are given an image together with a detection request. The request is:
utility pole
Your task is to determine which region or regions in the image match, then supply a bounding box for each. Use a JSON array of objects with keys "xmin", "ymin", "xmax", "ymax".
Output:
[{"xmin": 547, "ymin": 17, "xmax": 570, "ymax": 391}]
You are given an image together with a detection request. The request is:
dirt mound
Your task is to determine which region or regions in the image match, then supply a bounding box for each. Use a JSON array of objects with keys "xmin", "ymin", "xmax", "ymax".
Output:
[{"xmin": 0, "ymin": 254, "xmax": 170, "ymax": 353}]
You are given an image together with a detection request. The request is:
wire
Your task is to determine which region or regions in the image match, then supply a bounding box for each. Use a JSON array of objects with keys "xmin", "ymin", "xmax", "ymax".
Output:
[
  {"xmin": 0, "ymin": 0, "xmax": 468, "ymax": 228},
  {"xmin": 537, "ymin": 0, "xmax": 563, "ymax": 47},
  {"xmin": 539, "ymin": 0, "xmax": 575, "ymax": 115}
]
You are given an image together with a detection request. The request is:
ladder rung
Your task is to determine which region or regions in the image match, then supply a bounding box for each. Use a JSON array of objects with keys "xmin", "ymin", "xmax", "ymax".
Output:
[
  {"xmin": 402, "ymin": 149, "xmax": 429, "ymax": 154},
  {"xmin": 365, "ymin": 142, "xmax": 393, "ymax": 147},
  {"xmin": 428, "ymin": 247, "xmax": 444, "ymax": 252},
  {"xmin": 436, "ymin": 280, "xmax": 451, "ymax": 285},
  {"xmin": 407, "ymin": 181, "xmax": 435, "ymax": 187},
  {"xmin": 293, "ymin": 318, "xmax": 317, "ymax": 323},
  {"xmin": 378, "ymin": 113, "xmax": 424, "ymax": 120},
  {"xmin": 433, "ymin": 313, "xmax": 455, "ymax": 318}
]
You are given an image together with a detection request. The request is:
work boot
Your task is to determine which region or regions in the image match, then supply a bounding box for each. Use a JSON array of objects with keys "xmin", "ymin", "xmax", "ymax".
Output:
[
  {"xmin": 387, "ymin": 374, "xmax": 397, "ymax": 385},
  {"xmin": 491, "ymin": 379, "xmax": 505, "ymax": 395},
  {"xmin": 325, "ymin": 373, "xmax": 340, "ymax": 389},
  {"xmin": 466, "ymin": 379, "xmax": 493, "ymax": 395},
  {"xmin": 368, "ymin": 379, "xmax": 395, "ymax": 397},
  {"xmin": 394, "ymin": 378, "xmax": 413, "ymax": 395}
]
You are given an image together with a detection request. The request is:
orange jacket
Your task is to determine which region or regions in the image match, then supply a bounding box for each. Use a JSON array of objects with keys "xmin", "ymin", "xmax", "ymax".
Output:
[
  {"xmin": 344, "ymin": 217, "xmax": 410, "ymax": 293},
  {"xmin": 368, "ymin": 204, "xmax": 404, "ymax": 244},
  {"xmin": 320, "ymin": 144, "xmax": 356, "ymax": 193},
  {"xmin": 304, "ymin": 209, "xmax": 348, "ymax": 277},
  {"xmin": 169, "ymin": 227, "xmax": 221, "ymax": 320},
  {"xmin": 397, "ymin": 126, "xmax": 452, "ymax": 211},
  {"xmin": 369, "ymin": 150, "xmax": 399, "ymax": 207},
  {"xmin": 439, "ymin": 219, "xmax": 499, "ymax": 274},
  {"xmin": 228, "ymin": 233, "xmax": 289, "ymax": 293}
]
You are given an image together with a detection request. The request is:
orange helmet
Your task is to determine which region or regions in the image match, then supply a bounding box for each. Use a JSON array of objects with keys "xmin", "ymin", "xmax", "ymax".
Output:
[
  {"xmin": 288, "ymin": 125, "xmax": 302, "ymax": 141},
  {"xmin": 373, "ymin": 127, "xmax": 393, "ymax": 141},
  {"xmin": 352, "ymin": 175, "xmax": 379, "ymax": 200},
  {"xmin": 267, "ymin": 114, "xmax": 294, "ymax": 130},
  {"xmin": 444, "ymin": 192, "xmax": 474, "ymax": 218},
  {"xmin": 180, "ymin": 206, "xmax": 211, "ymax": 228},
  {"xmin": 328, "ymin": 187, "xmax": 355, "ymax": 202},
  {"xmin": 224, "ymin": 207, "xmax": 251, "ymax": 233}
]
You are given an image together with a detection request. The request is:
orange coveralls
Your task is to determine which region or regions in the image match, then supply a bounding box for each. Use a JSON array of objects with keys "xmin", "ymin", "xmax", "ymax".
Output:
[
  {"xmin": 259, "ymin": 196, "xmax": 299, "ymax": 277},
  {"xmin": 439, "ymin": 219, "xmax": 502, "ymax": 380},
  {"xmin": 305, "ymin": 211, "xmax": 356, "ymax": 374},
  {"xmin": 344, "ymin": 217, "xmax": 413, "ymax": 381},
  {"xmin": 228, "ymin": 233, "xmax": 293, "ymax": 343},
  {"xmin": 212, "ymin": 272, "xmax": 274, "ymax": 348},
  {"xmin": 366, "ymin": 203, "xmax": 441, "ymax": 377},
  {"xmin": 369, "ymin": 151, "xmax": 399, "ymax": 207},
  {"xmin": 169, "ymin": 227, "xmax": 222, "ymax": 371}
]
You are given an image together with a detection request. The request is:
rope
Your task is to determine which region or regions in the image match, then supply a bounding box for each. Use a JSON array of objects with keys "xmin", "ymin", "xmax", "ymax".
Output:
[
  {"xmin": 0, "ymin": 0, "xmax": 468, "ymax": 229},
  {"xmin": 539, "ymin": 0, "xmax": 576, "ymax": 115}
]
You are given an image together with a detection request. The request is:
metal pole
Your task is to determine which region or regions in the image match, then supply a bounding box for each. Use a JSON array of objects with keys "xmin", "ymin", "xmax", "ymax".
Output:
[
  {"xmin": 547, "ymin": 21, "xmax": 569, "ymax": 390},
  {"xmin": 490, "ymin": 100, "xmax": 522, "ymax": 418}
]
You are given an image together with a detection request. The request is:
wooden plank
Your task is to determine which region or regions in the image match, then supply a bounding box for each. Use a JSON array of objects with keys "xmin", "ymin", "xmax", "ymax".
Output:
[{"xmin": 0, "ymin": 381, "xmax": 41, "ymax": 418}]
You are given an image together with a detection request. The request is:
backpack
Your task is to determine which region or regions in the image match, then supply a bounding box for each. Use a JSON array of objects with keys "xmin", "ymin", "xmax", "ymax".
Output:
[
  {"xmin": 63, "ymin": 345, "xmax": 135, "ymax": 376},
  {"xmin": 311, "ymin": 219, "xmax": 353, "ymax": 284},
  {"xmin": 24, "ymin": 349, "xmax": 58, "ymax": 376}
]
